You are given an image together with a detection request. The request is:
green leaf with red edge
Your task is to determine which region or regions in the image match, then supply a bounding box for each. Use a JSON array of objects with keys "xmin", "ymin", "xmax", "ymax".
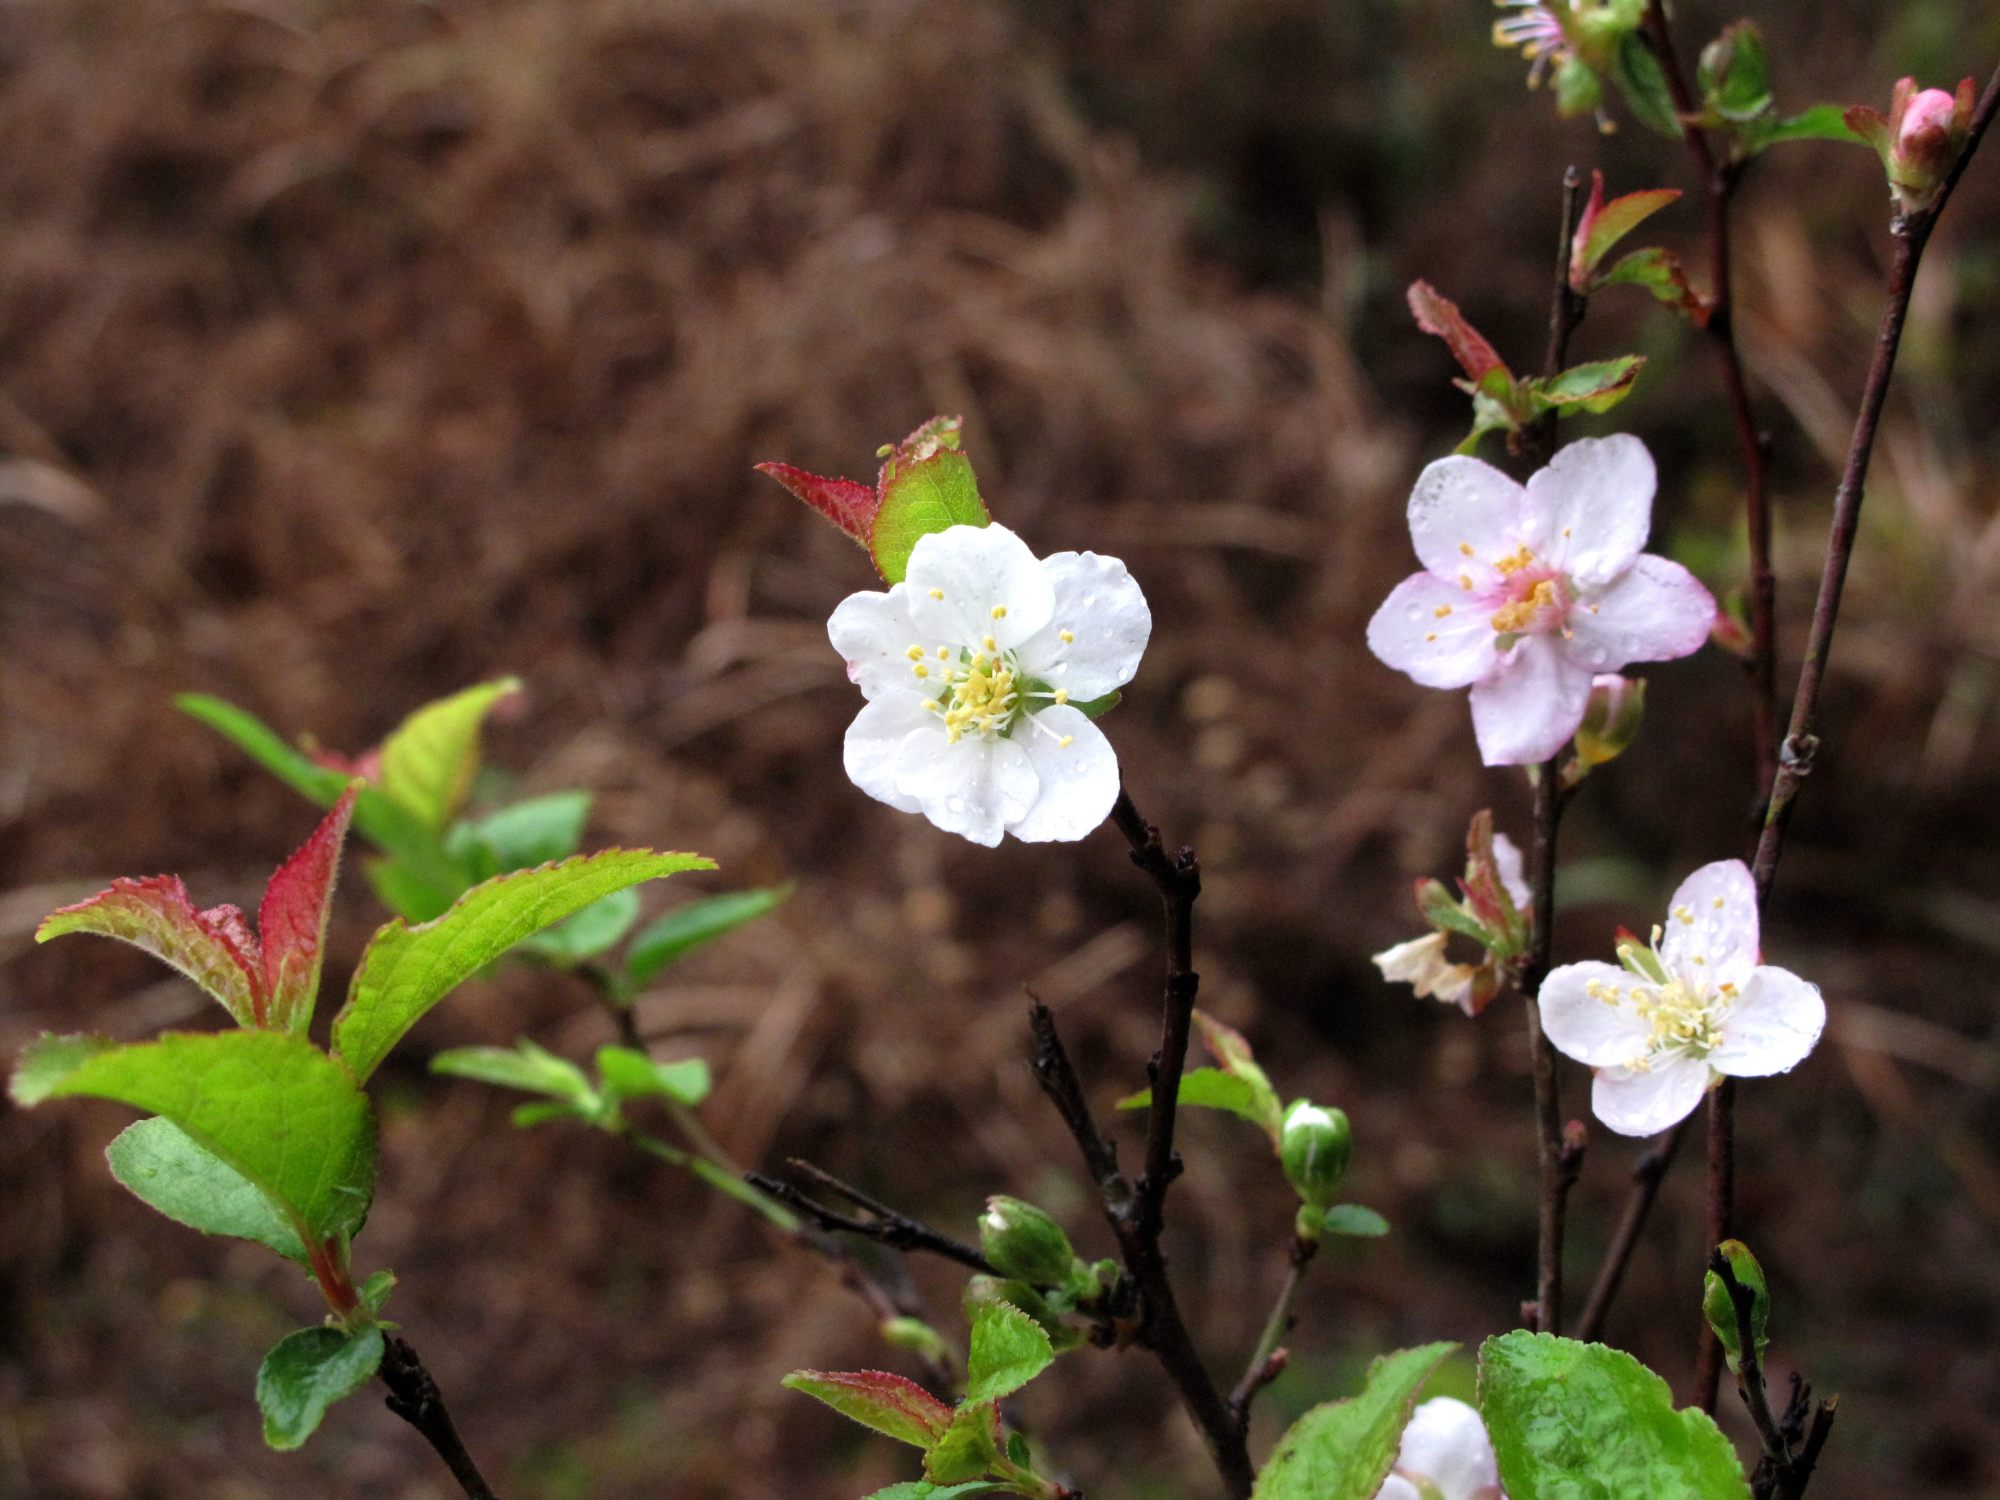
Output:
[
  {"xmin": 333, "ymin": 850, "xmax": 714, "ymax": 1084},
  {"xmin": 1524, "ymin": 356, "xmax": 1646, "ymax": 417},
  {"xmin": 1407, "ymin": 280, "xmax": 1512, "ymax": 390},
  {"xmin": 870, "ymin": 450, "xmax": 990, "ymax": 585},
  {"xmin": 258, "ymin": 789, "xmax": 358, "ymax": 1036},
  {"xmin": 38, "ymin": 876, "xmax": 266, "ymax": 1028},
  {"xmin": 1253, "ymin": 1342, "xmax": 1457, "ymax": 1500},
  {"xmin": 924, "ymin": 1401, "xmax": 1004, "ymax": 1484},
  {"xmin": 1594, "ymin": 248, "xmax": 1712, "ymax": 325},
  {"xmin": 10, "ymin": 1028, "xmax": 376, "ymax": 1242},
  {"xmin": 377, "ymin": 679, "xmax": 521, "ymax": 835},
  {"xmin": 755, "ymin": 462, "xmax": 882, "ymax": 548},
  {"xmin": 876, "ymin": 415, "xmax": 964, "ymax": 490},
  {"xmin": 1194, "ymin": 1009, "xmax": 1283, "ymax": 1138},
  {"xmin": 781, "ymin": 1369, "xmax": 955, "ymax": 1450},
  {"xmin": 1569, "ymin": 171, "xmax": 1682, "ymax": 289}
]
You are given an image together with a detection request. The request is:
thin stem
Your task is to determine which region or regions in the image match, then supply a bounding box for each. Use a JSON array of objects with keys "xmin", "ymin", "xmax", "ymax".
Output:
[
  {"xmin": 1227, "ymin": 1235, "xmax": 1319, "ymax": 1423},
  {"xmin": 1574, "ymin": 1117, "xmax": 1689, "ymax": 1342},
  {"xmin": 379, "ymin": 1336, "xmax": 501, "ymax": 1500},
  {"xmin": 747, "ymin": 1160, "xmax": 997, "ymax": 1274}
]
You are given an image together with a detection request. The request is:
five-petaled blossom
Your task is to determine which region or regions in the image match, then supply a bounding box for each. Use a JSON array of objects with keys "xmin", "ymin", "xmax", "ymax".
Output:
[
  {"xmin": 1367, "ymin": 435, "xmax": 1715, "ymax": 766},
  {"xmin": 1375, "ymin": 1397, "xmax": 1508, "ymax": 1500},
  {"xmin": 827, "ymin": 523, "xmax": 1150, "ymax": 846},
  {"xmin": 1540, "ymin": 859, "xmax": 1826, "ymax": 1137}
]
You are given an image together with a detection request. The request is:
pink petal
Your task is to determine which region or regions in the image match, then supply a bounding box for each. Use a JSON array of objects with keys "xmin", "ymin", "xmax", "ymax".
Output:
[
  {"xmin": 1468, "ymin": 634, "xmax": 1594, "ymax": 766},
  {"xmin": 1526, "ymin": 434, "xmax": 1655, "ymax": 588},
  {"xmin": 1367, "ymin": 573, "xmax": 1498, "ymax": 689},
  {"xmin": 1406, "ymin": 455, "xmax": 1530, "ymax": 587},
  {"xmin": 1568, "ymin": 555, "xmax": 1715, "ymax": 671}
]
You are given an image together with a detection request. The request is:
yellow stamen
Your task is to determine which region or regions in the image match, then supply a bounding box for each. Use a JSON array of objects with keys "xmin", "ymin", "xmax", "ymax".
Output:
[
  {"xmin": 928, "ymin": 588, "xmax": 944, "ymax": 600},
  {"xmin": 1059, "ymin": 629, "xmax": 1074, "ymax": 644},
  {"xmin": 905, "ymin": 645, "xmax": 925, "ymax": 661},
  {"xmin": 990, "ymin": 605, "xmax": 1007, "ymax": 619},
  {"xmin": 1434, "ymin": 604, "xmax": 1453, "ymax": 618}
]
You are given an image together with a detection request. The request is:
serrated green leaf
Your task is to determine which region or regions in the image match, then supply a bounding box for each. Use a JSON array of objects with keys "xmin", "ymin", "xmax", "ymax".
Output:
[
  {"xmin": 965, "ymin": 1299, "xmax": 1054, "ymax": 1404},
  {"xmin": 1578, "ymin": 190, "xmax": 1681, "ymax": 280},
  {"xmin": 359, "ymin": 1269, "xmax": 396, "ymax": 1313},
  {"xmin": 1117, "ymin": 1068, "xmax": 1277, "ymax": 1135},
  {"xmin": 1478, "ymin": 1332, "xmax": 1754, "ymax": 1500},
  {"xmin": 1610, "ymin": 31, "xmax": 1683, "ymax": 137},
  {"xmin": 9, "ymin": 1035, "xmax": 115, "ymax": 1105},
  {"xmin": 1594, "ymin": 248, "xmax": 1709, "ymax": 323},
  {"xmin": 782, "ymin": 1369, "xmax": 954, "ymax": 1449},
  {"xmin": 622, "ymin": 885, "xmax": 793, "ymax": 992},
  {"xmin": 106, "ymin": 1117, "xmax": 310, "ymax": 1265},
  {"xmin": 447, "ymin": 791, "xmax": 593, "ymax": 878},
  {"xmin": 333, "ymin": 850, "xmax": 713, "ymax": 1083},
  {"xmin": 256, "ymin": 1325, "xmax": 385, "ymax": 1450},
  {"xmin": 517, "ymin": 888, "xmax": 643, "ymax": 964},
  {"xmin": 13, "ymin": 1030, "xmax": 374, "ymax": 1242},
  {"xmin": 362, "ymin": 854, "xmax": 462, "ymax": 924},
  {"xmin": 924, "ymin": 1401, "xmax": 1003, "ymax": 1484},
  {"xmin": 36, "ymin": 878, "xmax": 264, "ymax": 1028},
  {"xmin": 596, "ymin": 1046, "xmax": 711, "ymax": 1107},
  {"xmin": 1254, "ymin": 1342, "xmax": 1456, "ymax": 1500},
  {"xmin": 378, "ymin": 680, "xmax": 521, "ymax": 834},
  {"xmin": 870, "ymin": 451, "xmax": 989, "ymax": 585},
  {"xmin": 430, "ymin": 1040, "xmax": 598, "ymax": 1105},
  {"xmin": 1745, "ymin": 103, "xmax": 1860, "ymax": 151},
  {"xmin": 1528, "ymin": 357, "xmax": 1646, "ymax": 416},
  {"xmin": 865, "ymin": 1484, "xmax": 1009, "ymax": 1500},
  {"xmin": 1320, "ymin": 1204, "xmax": 1391, "ymax": 1238}
]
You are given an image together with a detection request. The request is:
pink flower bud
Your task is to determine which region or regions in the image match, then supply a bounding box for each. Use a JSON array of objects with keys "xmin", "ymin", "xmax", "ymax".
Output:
[{"xmin": 1850, "ymin": 76, "xmax": 1978, "ymax": 213}]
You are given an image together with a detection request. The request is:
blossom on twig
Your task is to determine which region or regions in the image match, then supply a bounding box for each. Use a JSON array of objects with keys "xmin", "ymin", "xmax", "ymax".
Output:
[{"xmin": 1375, "ymin": 1396, "xmax": 1507, "ymax": 1500}]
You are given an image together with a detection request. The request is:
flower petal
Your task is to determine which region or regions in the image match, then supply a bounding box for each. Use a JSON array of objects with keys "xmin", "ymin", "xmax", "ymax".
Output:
[
  {"xmin": 842, "ymin": 696, "xmax": 934, "ymax": 814},
  {"xmin": 1375, "ymin": 1479, "xmax": 1424, "ymax": 1500},
  {"xmin": 892, "ymin": 731, "xmax": 1037, "ymax": 847},
  {"xmin": 1660, "ymin": 859, "xmax": 1758, "ymax": 992},
  {"xmin": 1526, "ymin": 433, "xmax": 1655, "ymax": 588},
  {"xmin": 1406, "ymin": 454, "xmax": 1531, "ymax": 586},
  {"xmin": 904, "ymin": 523, "xmax": 1054, "ymax": 649},
  {"xmin": 829, "ymin": 584, "xmax": 941, "ymax": 703},
  {"xmin": 1568, "ymin": 555, "xmax": 1715, "ymax": 672},
  {"xmin": 1368, "ymin": 573, "xmax": 1499, "ymax": 689},
  {"xmin": 1493, "ymin": 833, "xmax": 1531, "ymax": 910},
  {"xmin": 1007, "ymin": 705, "xmax": 1119, "ymax": 843},
  {"xmin": 1539, "ymin": 961, "xmax": 1653, "ymax": 1067},
  {"xmin": 1393, "ymin": 1397, "xmax": 1501, "ymax": 1500},
  {"xmin": 1711, "ymin": 966, "xmax": 1826, "ymax": 1077},
  {"xmin": 1591, "ymin": 1056, "xmax": 1711, "ymax": 1137},
  {"xmin": 1013, "ymin": 550, "xmax": 1151, "ymax": 701},
  {"xmin": 1468, "ymin": 634, "xmax": 1594, "ymax": 765}
]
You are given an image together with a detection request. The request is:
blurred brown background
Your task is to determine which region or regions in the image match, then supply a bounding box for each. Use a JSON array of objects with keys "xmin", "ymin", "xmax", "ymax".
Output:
[{"xmin": 3, "ymin": 1, "xmax": 1999, "ymax": 1496}]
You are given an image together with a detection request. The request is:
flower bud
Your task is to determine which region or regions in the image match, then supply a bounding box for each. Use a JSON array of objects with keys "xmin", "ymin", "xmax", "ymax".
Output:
[
  {"xmin": 880, "ymin": 1315, "xmax": 951, "ymax": 1364},
  {"xmin": 1697, "ymin": 22, "xmax": 1771, "ymax": 121},
  {"xmin": 1701, "ymin": 1239, "xmax": 1771, "ymax": 1375},
  {"xmin": 979, "ymin": 1196, "xmax": 1079, "ymax": 1288},
  {"xmin": 1573, "ymin": 674, "xmax": 1646, "ymax": 770},
  {"xmin": 1279, "ymin": 1101, "xmax": 1352, "ymax": 1208},
  {"xmin": 1848, "ymin": 77, "xmax": 1976, "ymax": 213}
]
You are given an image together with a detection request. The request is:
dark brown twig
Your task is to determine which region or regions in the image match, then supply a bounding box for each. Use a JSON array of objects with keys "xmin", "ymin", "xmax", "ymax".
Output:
[
  {"xmin": 744, "ymin": 1163, "xmax": 996, "ymax": 1274},
  {"xmin": 1574, "ymin": 1117, "xmax": 1689, "ymax": 1342},
  {"xmin": 380, "ymin": 1336, "xmax": 501, "ymax": 1500}
]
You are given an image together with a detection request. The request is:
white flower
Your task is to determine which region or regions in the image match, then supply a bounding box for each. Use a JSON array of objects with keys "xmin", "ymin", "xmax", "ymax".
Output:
[
  {"xmin": 827, "ymin": 523, "xmax": 1151, "ymax": 847},
  {"xmin": 1376, "ymin": 1397, "xmax": 1506, "ymax": 1500},
  {"xmin": 1539, "ymin": 859, "xmax": 1826, "ymax": 1137},
  {"xmin": 1367, "ymin": 435, "xmax": 1715, "ymax": 766}
]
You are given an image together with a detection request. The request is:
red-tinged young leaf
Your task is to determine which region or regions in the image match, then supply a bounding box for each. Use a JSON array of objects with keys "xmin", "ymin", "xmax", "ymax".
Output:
[
  {"xmin": 258, "ymin": 788, "xmax": 358, "ymax": 1036},
  {"xmin": 39, "ymin": 876, "xmax": 266, "ymax": 1028},
  {"xmin": 870, "ymin": 449, "xmax": 990, "ymax": 585},
  {"xmin": 876, "ymin": 414, "xmax": 964, "ymax": 491},
  {"xmin": 1843, "ymin": 105, "xmax": 1890, "ymax": 156},
  {"xmin": 755, "ymin": 462, "xmax": 882, "ymax": 548},
  {"xmin": 1570, "ymin": 171, "xmax": 1682, "ymax": 289},
  {"xmin": 781, "ymin": 1370, "xmax": 954, "ymax": 1450},
  {"xmin": 1526, "ymin": 356, "xmax": 1646, "ymax": 416},
  {"xmin": 1595, "ymin": 248, "xmax": 1712, "ymax": 325},
  {"xmin": 1407, "ymin": 280, "xmax": 1511, "ymax": 388}
]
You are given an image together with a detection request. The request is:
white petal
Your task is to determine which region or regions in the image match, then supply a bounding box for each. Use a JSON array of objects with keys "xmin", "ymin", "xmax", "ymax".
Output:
[
  {"xmin": 1368, "ymin": 573, "xmax": 1500, "ymax": 689},
  {"xmin": 1712, "ymin": 967, "xmax": 1825, "ymax": 1077},
  {"xmin": 1393, "ymin": 1397, "xmax": 1501, "ymax": 1500},
  {"xmin": 1567, "ymin": 555, "xmax": 1716, "ymax": 672},
  {"xmin": 1374, "ymin": 1479, "xmax": 1424, "ymax": 1500},
  {"xmin": 1007, "ymin": 706, "xmax": 1119, "ymax": 843},
  {"xmin": 1013, "ymin": 550, "xmax": 1151, "ymax": 701},
  {"xmin": 1592, "ymin": 1056, "xmax": 1711, "ymax": 1137},
  {"xmin": 1526, "ymin": 433, "xmax": 1655, "ymax": 588},
  {"xmin": 1407, "ymin": 454, "xmax": 1532, "ymax": 586},
  {"xmin": 842, "ymin": 696, "xmax": 934, "ymax": 814},
  {"xmin": 1539, "ymin": 961, "xmax": 1654, "ymax": 1067},
  {"xmin": 829, "ymin": 584, "xmax": 942, "ymax": 703},
  {"xmin": 891, "ymin": 730, "xmax": 1037, "ymax": 848},
  {"xmin": 904, "ymin": 524, "xmax": 1054, "ymax": 649},
  {"xmin": 1660, "ymin": 859, "xmax": 1758, "ymax": 992},
  {"xmin": 1493, "ymin": 833, "xmax": 1530, "ymax": 909},
  {"xmin": 1468, "ymin": 634, "xmax": 1594, "ymax": 766}
]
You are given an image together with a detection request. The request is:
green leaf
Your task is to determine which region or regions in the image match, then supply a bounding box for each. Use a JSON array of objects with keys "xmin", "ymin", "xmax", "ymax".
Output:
[
  {"xmin": 1319, "ymin": 1204, "xmax": 1391, "ymax": 1238},
  {"xmin": 37, "ymin": 877, "xmax": 263, "ymax": 1029},
  {"xmin": 430, "ymin": 1040, "xmax": 598, "ymax": 1106},
  {"xmin": 924, "ymin": 1401, "xmax": 1003, "ymax": 1485},
  {"xmin": 13, "ymin": 1030, "xmax": 374, "ymax": 1242},
  {"xmin": 1594, "ymin": 248, "xmax": 1709, "ymax": 322},
  {"xmin": 359, "ymin": 1269, "xmax": 396, "ymax": 1314},
  {"xmin": 517, "ymin": 889, "xmax": 643, "ymax": 964},
  {"xmin": 622, "ymin": 885, "xmax": 793, "ymax": 992},
  {"xmin": 596, "ymin": 1046, "xmax": 711, "ymax": 1107},
  {"xmin": 1609, "ymin": 31, "xmax": 1683, "ymax": 137},
  {"xmin": 378, "ymin": 679, "xmax": 521, "ymax": 834},
  {"xmin": 256, "ymin": 1325, "xmax": 385, "ymax": 1450},
  {"xmin": 106, "ymin": 1117, "xmax": 310, "ymax": 1265},
  {"xmin": 1117, "ymin": 1068, "xmax": 1277, "ymax": 1134},
  {"xmin": 1526, "ymin": 357, "xmax": 1646, "ymax": 417},
  {"xmin": 782, "ymin": 1369, "xmax": 954, "ymax": 1450},
  {"xmin": 1478, "ymin": 1332, "xmax": 1754, "ymax": 1500},
  {"xmin": 511, "ymin": 1099, "xmax": 586, "ymax": 1128},
  {"xmin": 333, "ymin": 849, "xmax": 713, "ymax": 1083},
  {"xmin": 447, "ymin": 791, "xmax": 593, "ymax": 877},
  {"xmin": 964, "ymin": 1299, "xmax": 1055, "ymax": 1403},
  {"xmin": 1254, "ymin": 1342, "xmax": 1456, "ymax": 1500},
  {"xmin": 362, "ymin": 854, "xmax": 463, "ymax": 924},
  {"xmin": 863, "ymin": 1486, "xmax": 1010, "ymax": 1500},
  {"xmin": 1577, "ymin": 189, "xmax": 1681, "ymax": 281},
  {"xmin": 870, "ymin": 450, "xmax": 989, "ymax": 585},
  {"xmin": 8, "ymin": 1035, "xmax": 114, "ymax": 1104},
  {"xmin": 1745, "ymin": 103, "xmax": 1861, "ymax": 151},
  {"xmin": 1071, "ymin": 690, "xmax": 1121, "ymax": 720}
]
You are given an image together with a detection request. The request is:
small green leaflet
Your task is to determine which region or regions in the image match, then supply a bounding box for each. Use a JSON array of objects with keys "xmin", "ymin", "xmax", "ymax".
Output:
[
  {"xmin": 518, "ymin": 889, "xmax": 643, "ymax": 963},
  {"xmin": 1318, "ymin": 1204, "xmax": 1391, "ymax": 1238},
  {"xmin": 963, "ymin": 1299, "xmax": 1054, "ymax": 1404},
  {"xmin": 923, "ymin": 1402, "xmax": 1003, "ymax": 1485},
  {"xmin": 12, "ymin": 1029, "xmax": 375, "ymax": 1242},
  {"xmin": 447, "ymin": 790, "xmax": 592, "ymax": 877},
  {"xmin": 863, "ymin": 1485, "xmax": 1010, "ymax": 1500},
  {"xmin": 1253, "ymin": 1342, "xmax": 1456, "ymax": 1500},
  {"xmin": 430, "ymin": 1039, "xmax": 599, "ymax": 1108},
  {"xmin": 377, "ymin": 678, "xmax": 521, "ymax": 834},
  {"xmin": 1117, "ymin": 1068, "xmax": 1275, "ymax": 1134},
  {"xmin": 1477, "ymin": 1332, "xmax": 1753, "ymax": 1500},
  {"xmin": 781, "ymin": 1369, "xmax": 953, "ymax": 1449},
  {"xmin": 621, "ymin": 885, "xmax": 792, "ymax": 993},
  {"xmin": 597, "ymin": 1046, "xmax": 711, "ymax": 1107},
  {"xmin": 870, "ymin": 450, "xmax": 989, "ymax": 585},
  {"xmin": 256, "ymin": 1325, "xmax": 385, "ymax": 1450},
  {"xmin": 106, "ymin": 1117, "xmax": 309, "ymax": 1265},
  {"xmin": 333, "ymin": 849, "xmax": 714, "ymax": 1083}
]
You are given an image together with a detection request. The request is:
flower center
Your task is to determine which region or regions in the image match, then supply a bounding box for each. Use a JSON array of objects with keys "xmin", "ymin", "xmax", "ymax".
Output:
[
  {"xmin": 1488, "ymin": 576, "xmax": 1563, "ymax": 635},
  {"xmin": 906, "ymin": 625, "xmax": 1078, "ymax": 748}
]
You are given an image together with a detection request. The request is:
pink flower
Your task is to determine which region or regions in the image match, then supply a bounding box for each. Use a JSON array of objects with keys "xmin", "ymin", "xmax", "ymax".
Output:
[
  {"xmin": 1846, "ymin": 77, "xmax": 1976, "ymax": 212},
  {"xmin": 1367, "ymin": 435, "xmax": 1714, "ymax": 766}
]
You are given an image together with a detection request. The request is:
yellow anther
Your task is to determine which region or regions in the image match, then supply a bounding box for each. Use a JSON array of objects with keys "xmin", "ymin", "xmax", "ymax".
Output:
[
  {"xmin": 937, "ymin": 646, "xmax": 950, "ymax": 659},
  {"xmin": 906, "ymin": 645, "xmax": 925, "ymax": 660},
  {"xmin": 1459, "ymin": 574, "xmax": 1474, "ymax": 590},
  {"xmin": 1458, "ymin": 542, "xmax": 1475, "ymax": 557},
  {"xmin": 1712, "ymin": 896, "xmax": 1725, "ymax": 909},
  {"xmin": 1720, "ymin": 982, "xmax": 1739, "ymax": 997},
  {"xmin": 990, "ymin": 604, "xmax": 1007, "ymax": 620},
  {"xmin": 913, "ymin": 664, "xmax": 929, "ymax": 679},
  {"xmin": 1053, "ymin": 689, "xmax": 1069, "ymax": 705},
  {"xmin": 1488, "ymin": 578, "xmax": 1559, "ymax": 634},
  {"xmin": 1494, "ymin": 545, "xmax": 1537, "ymax": 575},
  {"xmin": 1425, "ymin": 632, "xmax": 1438, "ymax": 642},
  {"xmin": 982, "ymin": 634, "xmax": 997, "ymax": 651},
  {"xmin": 1673, "ymin": 904, "xmax": 1694, "ymax": 924},
  {"xmin": 928, "ymin": 588, "xmax": 944, "ymax": 600},
  {"xmin": 1433, "ymin": 604, "xmax": 1453, "ymax": 618},
  {"xmin": 1059, "ymin": 629, "xmax": 1074, "ymax": 644},
  {"xmin": 1058, "ymin": 735, "xmax": 1074, "ymax": 749},
  {"xmin": 922, "ymin": 698, "xmax": 941, "ymax": 711}
]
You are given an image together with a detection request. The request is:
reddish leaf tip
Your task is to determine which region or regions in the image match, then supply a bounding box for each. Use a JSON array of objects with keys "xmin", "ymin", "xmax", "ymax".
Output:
[{"xmin": 755, "ymin": 461, "xmax": 880, "ymax": 547}]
